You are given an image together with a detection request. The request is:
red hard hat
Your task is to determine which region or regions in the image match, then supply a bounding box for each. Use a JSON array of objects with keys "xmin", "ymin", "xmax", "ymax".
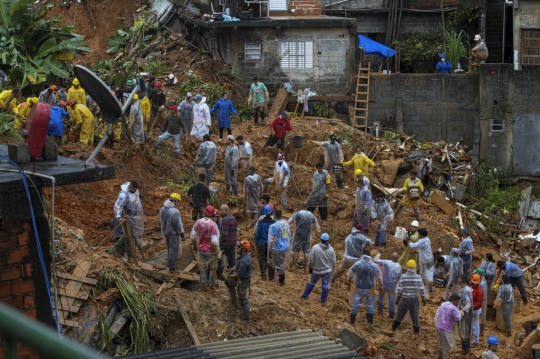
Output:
[
  {"xmin": 67, "ymin": 99, "xmax": 77, "ymax": 107},
  {"xmin": 154, "ymin": 81, "xmax": 162, "ymax": 88}
]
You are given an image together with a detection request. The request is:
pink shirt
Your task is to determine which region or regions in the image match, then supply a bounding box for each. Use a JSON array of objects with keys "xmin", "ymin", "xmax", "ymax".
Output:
[
  {"xmin": 192, "ymin": 218, "xmax": 219, "ymax": 252},
  {"xmin": 435, "ymin": 302, "xmax": 461, "ymax": 332}
]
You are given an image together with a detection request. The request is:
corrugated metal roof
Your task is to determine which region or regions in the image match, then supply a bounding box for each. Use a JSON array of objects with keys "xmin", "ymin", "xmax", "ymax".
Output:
[{"xmin": 123, "ymin": 329, "xmax": 362, "ymax": 359}]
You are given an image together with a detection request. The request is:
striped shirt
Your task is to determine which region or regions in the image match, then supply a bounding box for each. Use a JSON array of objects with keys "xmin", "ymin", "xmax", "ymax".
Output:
[
  {"xmin": 220, "ymin": 214, "xmax": 238, "ymax": 243},
  {"xmin": 396, "ymin": 269, "xmax": 426, "ymax": 298}
]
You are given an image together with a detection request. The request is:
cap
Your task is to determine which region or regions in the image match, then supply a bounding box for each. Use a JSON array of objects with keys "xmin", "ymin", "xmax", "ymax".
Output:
[
  {"xmin": 227, "ymin": 135, "xmax": 234, "ymax": 141},
  {"xmin": 249, "ymin": 165, "xmax": 256, "ymax": 173},
  {"xmin": 461, "ymin": 227, "xmax": 471, "ymax": 236},
  {"xmin": 277, "ymin": 153, "xmax": 285, "ymax": 160},
  {"xmin": 204, "ymin": 205, "xmax": 215, "ymax": 216},
  {"xmin": 411, "ymin": 220, "xmax": 419, "ymax": 227},
  {"xmin": 72, "ymin": 78, "xmax": 80, "ymax": 85},
  {"xmin": 329, "ymin": 134, "xmax": 337, "ymax": 140},
  {"xmin": 170, "ymin": 193, "xmax": 181, "ymax": 201},
  {"xmin": 474, "ymin": 34, "xmax": 481, "ymax": 41},
  {"xmin": 448, "ymin": 294, "xmax": 461, "ymax": 301},
  {"xmin": 321, "ymin": 233, "xmax": 330, "ymax": 241},
  {"xmin": 355, "ymin": 224, "xmax": 366, "ymax": 232},
  {"xmin": 133, "ymin": 94, "xmax": 139, "ymax": 100},
  {"xmin": 474, "ymin": 267, "xmax": 486, "ymax": 276},
  {"xmin": 186, "ymin": 92, "xmax": 192, "ymax": 98},
  {"xmin": 354, "ymin": 169, "xmax": 363, "ymax": 176},
  {"xmin": 281, "ymin": 110, "xmax": 289, "ymax": 117},
  {"xmin": 487, "ymin": 336, "xmax": 499, "ymax": 345},
  {"xmin": 471, "ymin": 273, "xmax": 481, "ymax": 284},
  {"xmin": 407, "ymin": 259, "xmax": 416, "ymax": 268},
  {"xmin": 170, "ymin": 105, "xmax": 178, "ymax": 111},
  {"xmin": 49, "ymin": 85, "xmax": 57, "ymax": 91},
  {"xmin": 263, "ymin": 205, "xmax": 273, "ymax": 215},
  {"xmin": 154, "ymin": 81, "xmax": 162, "ymax": 88},
  {"xmin": 126, "ymin": 79, "xmax": 134, "ymax": 86},
  {"xmin": 194, "ymin": 94, "xmax": 203, "ymax": 100},
  {"xmin": 203, "ymin": 133, "xmax": 211, "ymax": 140}
]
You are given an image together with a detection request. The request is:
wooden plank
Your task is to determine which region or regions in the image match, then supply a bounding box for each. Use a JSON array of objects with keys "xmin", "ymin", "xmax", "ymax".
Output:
[
  {"xmin": 139, "ymin": 263, "xmax": 155, "ymax": 271},
  {"xmin": 57, "ymin": 260, "xmax": 92, "ymax": 327},
  {"xmin": 56, "ymin": 297, "xmax": 81, "ymax": 313},
  {"xmin": 58, "ymin": 317, "xmax": 80, "ymax": 328},
  {"xmin": 140, "ymin": 268, "xmax": 199, "ymax": 281},
  {"xmin": 52, "ymin": 288, "xmax": 89, "ymax": 300},
  {"xmin": 266, "ymin": 88, "xmax": 289, "ymax": 120},
  {"xmin": 155, "ymin": 282, "xmax": 167, "ymax": 296},
  {"xmin": 56, "ymin": 271, "xmax": 97, "ymax": 285},
  {"xmin": 430, "ymin": 191, "xmax": 455, "ymax": 216},
  {"xmin": 182, "ymin": 261, "xmax": 198, "ymax": 273},
  {"xmin": 175, "ymin": 294, "xmax": 201, "ymax": 345}
]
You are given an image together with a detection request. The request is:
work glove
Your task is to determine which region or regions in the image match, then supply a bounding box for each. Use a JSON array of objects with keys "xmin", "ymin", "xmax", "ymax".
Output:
[
  {"xmin": 223, "ymin": 273, "xmax": 229, "ymax": 280},
  {"xmin": 180, "ymin": 233, "xmax": 185, "ymax": 241}
]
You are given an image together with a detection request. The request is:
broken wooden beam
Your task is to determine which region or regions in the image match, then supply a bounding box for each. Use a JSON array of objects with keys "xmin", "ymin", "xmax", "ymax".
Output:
[
  {"xmin": 429, "ymin": 191, "xmax": 455, "ymax": 216},
  {"xmin": 175, "ymin": 294, "xmax": 201, "ymax": 345},
  {"xmin": 56, "ymin": 271, "xmax": 97, "ymax": 285}
]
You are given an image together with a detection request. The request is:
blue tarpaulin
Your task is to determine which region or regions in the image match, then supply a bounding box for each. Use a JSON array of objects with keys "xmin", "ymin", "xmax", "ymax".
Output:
[{"xmin": 358, "ymin": 35, "xmax": 396, "ymax": 58}]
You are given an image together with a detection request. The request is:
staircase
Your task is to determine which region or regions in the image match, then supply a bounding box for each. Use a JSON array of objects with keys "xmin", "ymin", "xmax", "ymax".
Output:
[
  {"xmin": 485, "ymin": 0, "xmax": 505, "ymax": 63},
  {"xmin": 352, "ymin": 62, "xmax": 370, "ymax": 130}
]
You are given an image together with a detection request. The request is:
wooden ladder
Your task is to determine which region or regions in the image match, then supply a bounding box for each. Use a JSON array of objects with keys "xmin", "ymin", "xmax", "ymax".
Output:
[{"xmin": 352, "ymin": 62, "xmax": 370, "ymax": 130}]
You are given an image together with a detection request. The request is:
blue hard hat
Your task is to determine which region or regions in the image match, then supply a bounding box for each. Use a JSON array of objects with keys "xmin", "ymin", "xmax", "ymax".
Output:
[
  {"xmin": 321, "ymin": 233, "xmax": 330, "ymax": 241},
  {"xmin": 487, "ymin": 336, "xmax": 499, "ymax": 345},
  {"xmin": 263, "ymin": 205, "xmax": 273, "ymax": 215}
]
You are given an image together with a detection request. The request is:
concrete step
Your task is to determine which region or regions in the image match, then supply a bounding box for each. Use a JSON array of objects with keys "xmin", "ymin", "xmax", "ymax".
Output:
[{"xmin": 196, "ymin": 329, "xmax": 315, "ymax": 349}]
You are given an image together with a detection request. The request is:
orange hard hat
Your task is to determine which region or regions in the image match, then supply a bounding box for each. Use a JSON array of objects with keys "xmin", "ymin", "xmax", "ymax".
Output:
[
  {"xmin": 59, "ymin": 100, "xmax": 66, "ymax": 106},
  {"xmin": 471, "ymin": 273, "xmax": 481, "ymax": 284},
  {"xmin": 67, "ymin": 99, "xmax": 77, "ymax": 107},
  {"xmin": 239, "ymin": 239, "xmax": 251, "ymax": 251}
]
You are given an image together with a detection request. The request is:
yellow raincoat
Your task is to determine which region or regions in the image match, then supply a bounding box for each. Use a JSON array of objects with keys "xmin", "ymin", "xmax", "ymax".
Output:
[
  {"xmin": 139, "ymin": 96, "xmax": 151, "ymax": 131},
  {"xmin": 0, "ymin": 90, "xmax": 19, "ymax": 115},
  {"xmin": 67, "ymin": 87, "xmax": 87, "ymax": 106},
  {"xmin": 400, "ymin": 177, "xmax": 424, "ymax": 209},
  {"xmin": 343, "ymin": 152, "xmax": 375, "ymax": 176},
  {"xmin": 68, "ymin": 104, "xmax": 94, "ymax": 145},
  {"xmin": 14, "ymin": 97, "xmax": 38, "ymax": 129}
]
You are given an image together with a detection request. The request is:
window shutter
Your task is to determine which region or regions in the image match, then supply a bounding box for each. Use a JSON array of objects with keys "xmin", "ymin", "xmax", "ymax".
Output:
[
  {"xmin": 305, "ymin": 41, "xmax": 313, "ymax": 68},
  {"xmin": 269, "ymin": 0, "xmax": 287, "ymax": 11},
  {"xmin": 280, "ymin": 42, "xmax": 290, "ymax": 68}
]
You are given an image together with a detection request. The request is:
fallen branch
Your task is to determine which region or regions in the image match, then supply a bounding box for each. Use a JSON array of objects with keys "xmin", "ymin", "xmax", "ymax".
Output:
[
  {"xmin": 455, "ymin": 202, "xmax": 509, "ymax": 227},
  {"xmin": 175, "ymin": 293, "xmax": 201, "ymax": 345}
]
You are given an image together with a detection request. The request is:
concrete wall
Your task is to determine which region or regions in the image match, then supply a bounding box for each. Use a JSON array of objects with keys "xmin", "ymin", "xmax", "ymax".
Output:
[
  {"xmin": 367, "ymin": 73, "xmax": 480, "ymax": 143},
  {"xmin": 218, "ymin": 27, "xmax": 355, "ymax": 94},
  {"xmin": 513, "ymin": 0, "xmax": 540, "ymax": 68}
]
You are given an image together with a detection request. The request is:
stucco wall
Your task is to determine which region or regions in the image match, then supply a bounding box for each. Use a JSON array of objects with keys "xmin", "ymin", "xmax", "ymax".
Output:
[{"xmin": 513, "ymin": 0, "xmax": 540, "ymax": 68}]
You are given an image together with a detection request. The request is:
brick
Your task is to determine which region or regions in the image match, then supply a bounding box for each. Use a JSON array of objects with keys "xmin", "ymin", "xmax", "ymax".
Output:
[
  {"xmin": 6, "ymin": 247, "xmax": 29, "ymax": 265},
  {"xmin": 22, "ymin": 309, "xmax": 37, "ymax": 320},
  {"xmin": 0, "ymin": 282, "xmax": 12, "ymax": 299},
  {"xmin": 0, "ymin": 235, "xmax": 20, "ymax": 250},
  {"xmin": 17, "ymin": 343, "xmax": 38, "ymax": 358},
  {"xmin": 21, "ymin": 263, "xmax": 32, "ymax": 278},
  {"xmin": 3, "ymin": 296, "xmax": 25, "ymax": 310},
  {"xmin": 18, "ymin": 232, "xmax": 28, "ymax": 246},
  {"xmin": 22, "ymin": 295, "xmax": 35, "ymax": 310},
  {"xmin": 0, "ymin": 265, "xmax": 22, "ymax": 281},
  {"xmin": 12, "ymin": 279, "xmax": 34, "ymax": 295}
]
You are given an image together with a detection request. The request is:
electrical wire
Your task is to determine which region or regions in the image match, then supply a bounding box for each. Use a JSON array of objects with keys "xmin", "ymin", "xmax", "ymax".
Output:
[{"xmin": 0, "ymin": 154, "xmax": 61, "ymax": 334}]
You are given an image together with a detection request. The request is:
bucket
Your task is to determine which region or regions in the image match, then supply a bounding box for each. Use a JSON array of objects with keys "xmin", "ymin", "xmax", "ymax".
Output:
[
  {"xmin": 395, "ymin": 227, "xmax": 407, "ymax": 241},
  {"xmin": 532, "ymin": 343, "xmax": 540, "ymax": 359},
  {"xmin": 292, "ymin": 135, "xmax": 303, "ymax": 148},
  {"xmin": 434, "ymin": 276, "xmax": 447, "ymax": 288},
  {"xmin": 487, "ymin": 290, "xmax": 497, "ymax": 306}
]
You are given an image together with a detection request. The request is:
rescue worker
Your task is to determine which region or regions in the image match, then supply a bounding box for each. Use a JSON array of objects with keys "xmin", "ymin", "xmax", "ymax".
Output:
[
  {"xmin": 495, "ymin": 259, "xmax": 527, "ymax": 304},
  {"xmin": 371, "ymin": 193, "xmax": 394, "ymax": 247},
  {"xmin": 187, "ymin": 173, "xmax": 211, "ymax": 220},
  {"xmin": 210, "ymin": 92, "xmax": 237, "ymax": 141},
  {"xmin": 237, "ymin": 135, "xmax": 253, "ymax": 175},
  {"xmin": 219, "ymin": 204, "xmax": 238, "ymax": 270},
  {"xmin": 38, "ymin": 86, "xmax": 57, "ymax": 107},
  {"xmin": 355, "ymin": 169, "xmax": 371, "ymax": 191},
  {"xmin": 374, "ymin": 251, "xmax": 402, "ymax": 319},
  {"xmin": 468, "ymin": 35, "xmax": 489, "ymax": 73},
  {"xmin": 57, "ymin": 87, "xmax": 68, "ymax": 103},
  {"xmin": 442, "ymin": 248, "xmax": 463, "ymax": 301},
  {"xmin": 128, "ymin": 94, "xmax": 145, "ymax": 146},
  {"xmin": 178, "ymin": 92, "xmax": 195, "ymax": 137},
  {"xmin": 301, "ymin": 233, "xmax": 336, "ymax": 304},
  {"xmin": 353, "ymin": 177, "xmax": 371, "ymax": 232},
  {"xmin": 494, "ymin": 274, "xmax": 514, "ymax": 337},
  {"xmin": 224, "ymin": 135, "xmax": 239, "ymax": 195},
  {"xmin": 224, "ymin": 239, "xmax": 252, "ymax": 321},
  {"xmin": 256, "ymin": 205, "xmax": 276, "ymax": 280},
  {"xmin": 263, "ymin": 153, "xmax": 290, "ymax": 211},
  {"xmin": 48, "ymin": 102, "xmax": 70, "ymax": 145},
  {"xmin": 149, "ymin": 80, "xmax": 166, "ymax": 130},
  {"xmin": 117, "ymin": 79, "xmax": 134, "ymax": 106},
  {"xmin": 146, "ymin": 76, "xmax": 156, "ymax": 99},
  {"xmin": 348, "ymin": 252, "xmax": 383, "ymax": 326},
  {"xmin": 480, "ymin": 253, "xmax": 497, "ymax": 289},
  {"xmin": 155, "ymin": 105, "xmax": 187, "ymax": 155},
  {"xmin": 113, "ymin": 181, "xmax": 148, "ymax": 257},
  {"xmin": 310, "ymin": 134, "xmax": 344, "ymax": 188},
  {"xmin": 190, "ymin": 94, "xmax": 211, "ymax": 142},
  {"xmin": 333, "ymin": 224, "xmax": 371, "ymax": 281},
  {"xmin": 190, "ymin": 205, "xmax": 221, "ymax": 293},
  {"xmin": 191, "ymin": 133, "xmax": 217, "ymax": 185},
  {"xmin": 159, "ymin": 193, "xmax": 185, "ymax": 273},
  {"xmin": 395, "ymin": 170, "xmax": 424, "ymax": 222},
  {"xmin": 268, "ymin": 210, "xmax": 291, "ymax": 285},
  {"xmin": 306, "ymin": 163, "xmax": 331, "ymax": 221},
  {"xmin": 248, "ymin": 76, "xmax": 269, "ymax": 127},
  {"xmin": 407, "ymin": 228, "xmax": 434, "ymax": 292},
  {"xmin": 459, "ymin": 227, "xmax": 475, "ymax": 275},
  {"xmin": 67, "ymin": 78, "xmax": 86, "ymax": 106},
  {"xmin": 256, "ymin": 111, "xmax": 293, "ymax": 155},
  {"xmin": 243, "ymin": 165, "xmax": 263, "ymax": 220},
  {"xmin": 398, "ymin": 220, "xmax": 420, "ymax": 269},
  {"xmin": 343, "ymin": 145, "xmax": 375, "ymax": 177},
  {"xmin": 434, "ymin": 294, "xmax": 462, "ymax": 359},
  {"xmin": 393, "ymin": 259, "xmax": 427, "ymax": 335},
  {"xmin": 482, "ymin": 336, "xmax": 500, "ymax": 359},
  {"xmin": 0, "ymin": 88, "xmax": 20, "ymax": 115},
  {"xmin": 288, "ymin": 201, "xmax": 321, "ymax": 271},
  {"xmin": 14, "ymin": 96, "xmax": 37, "ymax": 130},
  {"xmin": 471, "ymin": 273, "xmax": 485, "ymax": 346},
  {"xmin": 436, "ymin": 53, "xmax": 453, "ymax": 74},
  {"xmin": 138, "ymin": 89, "xmax": 151, "ymax": 138},
  {"xmin": 66, "ymin": 99, "xmax": 95, "ymax": 146},
  {"xmin": 474, "ymin": 267, "xmax": 489, "ymax": 333},
  {"xmin": 458, "ymin": 275, "xmax": 474, "ymax": 354}
]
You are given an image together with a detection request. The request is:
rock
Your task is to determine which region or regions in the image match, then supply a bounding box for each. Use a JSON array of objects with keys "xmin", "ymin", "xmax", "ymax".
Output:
[{"xmin": 336, "ymin": 210, "xmax": 350, "ymax": 219}]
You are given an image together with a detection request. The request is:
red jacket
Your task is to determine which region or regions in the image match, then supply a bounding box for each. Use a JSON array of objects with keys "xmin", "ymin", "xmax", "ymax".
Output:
[
  {"xmin": 472, "ymin": 285, "xmax": 484, "ymax": 310},
  {"xmin": 270, "ymin": 116, "xmax": 292, "ymax": 139}
]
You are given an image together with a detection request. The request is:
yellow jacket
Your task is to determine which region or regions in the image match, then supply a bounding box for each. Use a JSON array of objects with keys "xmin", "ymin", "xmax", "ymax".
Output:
[
  {"xmin": 14, "ymin": 97, "xmax": 39, "ymax": 129},
  {"xmin": 67, "ymin": 104, "xmax": 93, "ymax": 127},
  {"xmin": 343, "ymin": 153, "xmax": 375, "ymax": 175},
  {"xmin": 67, "ymin": 87, "xmax": 87, "ymax": 106},
  {"xmin": 0, "ymin": 90, "xmax": 19, "ymax": 115},
  {"xmin": 403, "ymin": 177, "xmax": 424, "ymax": 193},
  {"xmin": 140, "ymin": 96, "xmax": 151, "ymax": 130}
]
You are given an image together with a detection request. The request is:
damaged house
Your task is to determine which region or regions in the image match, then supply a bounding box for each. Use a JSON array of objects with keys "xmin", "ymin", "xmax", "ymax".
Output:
[{"xmin": 179, "ymin": 0, "xmax": 356, "ymax": 93}]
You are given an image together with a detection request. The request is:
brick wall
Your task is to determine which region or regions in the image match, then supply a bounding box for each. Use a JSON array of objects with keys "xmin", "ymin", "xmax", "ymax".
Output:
[
  {"xmin": 0, "ymin": 183, "xmax": 52, "ymax": 359},
  {"xmin": 289, "ymin": 0, "xmax": 322, "ymax": 15},
  {"xmin": 368, "ymin": 73, "xmax": 480, "ymax": 144}
]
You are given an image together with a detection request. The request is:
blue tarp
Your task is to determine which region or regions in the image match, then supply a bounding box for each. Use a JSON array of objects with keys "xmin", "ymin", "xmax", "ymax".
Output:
[{"xmin": 358, "ymin": 35, "xmax": 396, "ymax": 58}]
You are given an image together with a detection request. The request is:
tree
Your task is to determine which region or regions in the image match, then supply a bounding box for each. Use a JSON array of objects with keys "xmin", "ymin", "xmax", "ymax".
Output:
[{"xmin": 0, "ymin": 0, "xmax": 92, "ymax": 89}]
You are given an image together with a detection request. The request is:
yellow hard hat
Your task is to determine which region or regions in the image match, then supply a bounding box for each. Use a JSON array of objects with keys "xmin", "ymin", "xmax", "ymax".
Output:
[
  {"xmin": 72, "ymin": 78, "xmax": 80, "ymax": 85},
  {"xmin": 354, "ymin": 169, "xmax": 363, "ymax": 176},
  {"xmin": 133, "ymin": 94, "xmax": 139, "ymax": 100},
  {"xmin": 407, "ymin": 259, "xmax": 416, "ymax": 268},
  {"xmin": 170, "ymin": 193, "xmax": 181, "ymax": 201}
]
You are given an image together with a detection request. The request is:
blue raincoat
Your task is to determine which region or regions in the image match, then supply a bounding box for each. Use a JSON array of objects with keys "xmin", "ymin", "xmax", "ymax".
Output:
[{"xmin": 210, "ymin": 98, "xmax": 238, "ymax": 129}]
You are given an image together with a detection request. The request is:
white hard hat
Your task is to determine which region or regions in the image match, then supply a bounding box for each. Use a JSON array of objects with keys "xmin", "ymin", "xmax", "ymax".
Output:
[
  {"xmin": 411, "ymin": 220, "xmax": 419, "ymax": 227},
  {"xmin": 474, "ymin": 34, "xmax": 481, "ymax": 41}
]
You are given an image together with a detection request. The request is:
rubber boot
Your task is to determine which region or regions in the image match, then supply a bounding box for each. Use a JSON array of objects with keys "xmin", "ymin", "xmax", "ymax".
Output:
[
  {"xmin": 228, "ymin": 287, "xmax": 240, "ymax": 307},
  {"xmin": 413, "ymin": 326, "xmax": 420, "ymax": 335},
  {"xmin": 242, "ymin": 303, "xmax": 250, "ymax": 322},
  {"xmin": 350, "ymin": 313, "xmax": 356, "ymax": 325},
  {"xmin": 278, "ymin": 274, "xmax": 285, "ymax": 286},
  {"xmin": 392, "ymin": 319, "xmax": 401, "ymax": 332},
  {"xmin": 337, "ymin": 180, "xmax": 343, "ymax": 189},
  {"xmin": 367, "ymin": 313, "xmax": 374, "ymax": 324}
]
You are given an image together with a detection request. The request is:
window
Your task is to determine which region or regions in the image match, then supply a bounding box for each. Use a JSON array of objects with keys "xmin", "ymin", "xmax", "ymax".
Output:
[
  {"xmin": 491, "ymin": 118, "xmax": 504, "ymax": 131},
  {"xmin": 269, "ymin": 0, "xmax": 287, "ymax": 11},
  {"xmin": 280, "ymin": 41, "xmax": 313, "ymax": 69},
  {"xmin": 245, "ymin": 43, "xmax": 262, "ymax": 60},
  {"xmin": 522, "ymin": 29, "xmax": 540, "ymax": 65}
]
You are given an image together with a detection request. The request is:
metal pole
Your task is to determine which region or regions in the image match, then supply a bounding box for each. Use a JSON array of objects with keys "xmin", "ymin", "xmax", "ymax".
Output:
[
  {"xmin": 502, "ymin": 3, "xmax": 506, "ymax": 63},
  {"xmin": 0, "ymin": 301, "xmax": 109, "ymax": 359}
]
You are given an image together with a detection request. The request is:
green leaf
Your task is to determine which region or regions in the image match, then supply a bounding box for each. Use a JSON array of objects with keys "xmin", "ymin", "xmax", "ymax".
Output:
[
  {"xmin": 42, "ymin": 60, "xmax": 69, "ymax": 78},
  {"xmin": 380, "ymin": 342, "xmax": 393, "ymax": 350}
]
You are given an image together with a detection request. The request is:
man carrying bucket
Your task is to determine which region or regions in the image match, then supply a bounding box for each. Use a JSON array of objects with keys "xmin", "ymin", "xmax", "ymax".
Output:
[
  {"xmin": 310, "ymin": 134, "xmax": 344, "ymax": 189},
  {"xmin": 395, "ymin": 170, "xmax": 424, "ymax": 222}
]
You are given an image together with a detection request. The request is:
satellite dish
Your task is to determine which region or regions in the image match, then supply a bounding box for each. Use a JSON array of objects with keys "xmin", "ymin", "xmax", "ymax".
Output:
[{"xmin": 73, "ymin": 65, "xmax": 122, "ymax": 124}]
